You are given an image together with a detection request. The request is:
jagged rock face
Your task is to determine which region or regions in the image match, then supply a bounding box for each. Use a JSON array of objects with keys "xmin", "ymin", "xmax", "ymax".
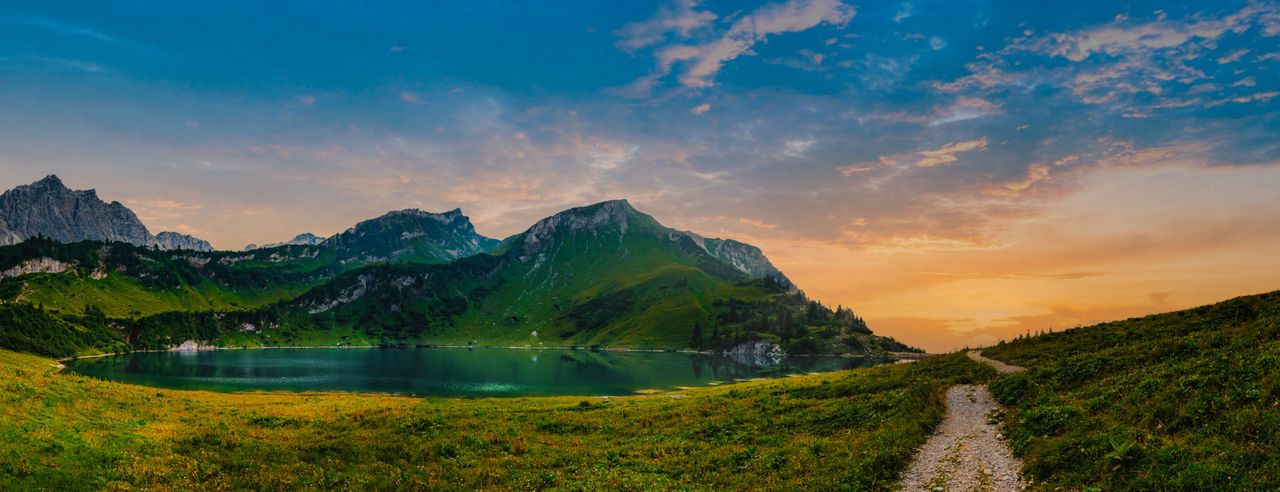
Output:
[
  {"xmin": 247, "ymin": 232, "xmax": 326, "ymax": 250},
  {"xmin": 687, "ymin": 234, "xmax": 794, "ymax": 288},
  {"xmin": 325, "ymin": 208, "xmax": 499, "ymax": 264},
  {"xmin": 154, "ymin": 231, "xmax": 214, "ymax": 252},
  {"xmin": 0, "ymin": 175, "xmax": 153, "ymax": 247},
  {"xmin": 0, "ymin": 257, "xmax": 73, "ymax": 281}
]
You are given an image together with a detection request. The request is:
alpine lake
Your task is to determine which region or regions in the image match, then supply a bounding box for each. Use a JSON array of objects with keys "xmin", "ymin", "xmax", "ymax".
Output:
[{"xmin": 64, "ymin": 347, "xmax": 892, "ymax": 397}]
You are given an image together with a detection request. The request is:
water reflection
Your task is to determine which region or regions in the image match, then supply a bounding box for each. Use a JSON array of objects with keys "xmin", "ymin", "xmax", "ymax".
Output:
[{"xmin": 68, "ymin": 348, "xmax": 890, "ymax": 397}]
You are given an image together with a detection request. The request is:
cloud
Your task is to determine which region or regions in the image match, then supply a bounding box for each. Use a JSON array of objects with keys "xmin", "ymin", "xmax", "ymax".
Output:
[
  {"xmin": 783, "ymin": 138, "xmax": 817, "ymax": 157},
  {"xmin": 861, "ymin": 97, "xmax": 999, "ymax": 127},
  {"xmin": 399, "ymin": 91, "xmax": 425, "ymax": 105},
  {"xmin": 299, "ymin": 95, "xmax": 317, "ymax": 106},
  {"xmin": 174, "ymin": 224, "xmax": 204, "ymax": 235},
  {"xmin": 892, "ymin": 2, "xmax": 913, "ymax": 23},
  {"xmin": 936, "ymin": 3, "xmax": 1280, "ymax": 119},
  {"xmin": 20, "ymin": 16, "xmax": 118, "ymax": 44},
  {"xmin": 690, "ymin": 102, "xmax": 711, "ymax": 114},
  {"xmin": 909, "ymin": 137, "xmax": 988, "ymax": 168},
  {"xmin": 739, "ymin": 217, "xmax": 779, "ymax": 229},
  {"xmin": 389, "ymin": 45, "xmax": 406, "ymax": 53},
  {"xmin": 623, "ymin": 0, "xmax": 855, "ymax": 92},
  {"xmin": 1024, "ymin": 6, "xmax": 1270, "ymax": 63},
  {"xmin": 929, "ymin": 36, "xmax": 947, "ymax": 50},
  {"xmin": 616, "ymin": 0, "xmax": 717, "ymax": 51},
  {"xmin": 1217, "ymin": 49, "xmax": 1249, "ymax": 64},
  {"xmin": 838, "ymin": 165, "xmax": 874, "ymax": 176},
  {"xmin": 123, "ymin": 198, "xmax": 205, "ymax": 222},
  {"xmin": 986, "ymin": 162, "xmax": 1052, "ymax": 197}
]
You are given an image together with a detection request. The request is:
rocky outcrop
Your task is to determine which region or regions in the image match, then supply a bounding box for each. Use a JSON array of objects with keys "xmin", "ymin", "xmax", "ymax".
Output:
[
  {"xmin": 154, "ymin": 231, "xmax": 214, "ymax": 252},
  {"xmin": 306, "ymin": 274, "xmax": 371, "ymax": 314},
  {"xmin": 685, "ymin": 234, "xmax": 794, "ymax": 289},
  {"xmin": 0, "ymin": 175, "xmax": 154, "ymax": 247},
  {"xmin": 169, "ymin": 340, "xmax": 216, "ymax": 351},
  {"xmin": 0, "ymin": 257, "xmax": 73, "ymax": 281},
  {"xmin": 723, "ymin": 341, "xmax": 787, "ymax": 367}
]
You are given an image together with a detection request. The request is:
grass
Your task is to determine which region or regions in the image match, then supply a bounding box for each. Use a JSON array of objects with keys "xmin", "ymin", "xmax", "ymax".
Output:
[
  {"xmin": 0, "ymin": 348, "xmax": 990, "ymax": 490},
  {"xmin": 11, "ymin": 272, "xmax": 306, "ymax": 319},
  {"xmin": 983, "ymin": 290, "xmax": 1280, "ymax": 490}
]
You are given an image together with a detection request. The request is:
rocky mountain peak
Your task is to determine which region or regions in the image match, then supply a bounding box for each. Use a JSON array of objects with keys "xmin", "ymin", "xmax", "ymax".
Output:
[
  {"xmin": 521, "ymin": 199, "xmax": 638, "ymax": 249},
  {"xmin": 328, "ymin": 207, "xmax": 497, "ymax": 264},
  {"xmin": 0, "ymin": 175, "xmax": 154, "ymax": 247},
  {"xmin": 33, "ymin": 174, "xmax": 65, "ymax": 189},
  {"xmin": 154, "ymin": 231, "xmax": 215, "ymax": 252}
]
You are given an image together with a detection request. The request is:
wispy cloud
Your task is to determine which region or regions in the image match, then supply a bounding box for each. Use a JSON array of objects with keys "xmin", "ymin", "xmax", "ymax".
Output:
[
  {"xmin": 399, "ymin": 91, "xmax": 425, "ymax": 105},
  {"xmin": 877, "ymin": 137, "xmax": 989, "ymax": 168},
  {"xmin": 616, "ymin": 0, "xmax": 716, "ymax": 51},
  {"xmin": 739, "ymin": 217, "xmax": 779, "ymax": 229},
  {"xmin": 783, "ymin": 138, "xmax": 817, "ymax": 157},
  {"xmin": 20, "ymin": 16, "xmax": 118, "ymax": 43},
  {"xmin": 622, "ymin": 0, "xmax": 855, "ymax": 94}
]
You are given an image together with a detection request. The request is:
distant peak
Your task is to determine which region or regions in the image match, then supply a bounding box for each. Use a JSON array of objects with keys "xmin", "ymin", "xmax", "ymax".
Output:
[
  {"xmin": 38, "ymin": 174, "xmax": 64, "ymax": 186},
  {"xmin": 557, "ymin": 199, "xmax": 636, "ymax": 217},
  {"xmin": 592, "ymin": 198, "xmax": 632, "ymax": 209},
  {"xmin": 378, "ymin": 208, "xmax": 467, "ymax": 221},
  {"xmin": 29, "ymin": 174, "xmax": 69, "ymax": 191}
]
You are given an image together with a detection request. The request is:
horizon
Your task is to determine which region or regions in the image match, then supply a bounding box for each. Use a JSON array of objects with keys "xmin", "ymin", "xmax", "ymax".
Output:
[{"xmin": 4, "ymin": 0, "xmax": 1279, "ymax": 352}]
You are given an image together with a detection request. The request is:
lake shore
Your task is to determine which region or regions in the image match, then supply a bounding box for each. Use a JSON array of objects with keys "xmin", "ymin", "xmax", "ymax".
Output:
[{"xmin": 58, "ymin": 343, "xmax": 925, "ymax": 365}]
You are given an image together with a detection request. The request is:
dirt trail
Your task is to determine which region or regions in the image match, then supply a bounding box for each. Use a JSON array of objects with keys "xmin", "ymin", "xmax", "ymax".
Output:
[
  {"xmin": 898, "ymin": 352, "xmax": 1027, "ymax": 491},
  {"xmin": 966, "ymin": 350, "xmax": 1026, "ymax": 374}
]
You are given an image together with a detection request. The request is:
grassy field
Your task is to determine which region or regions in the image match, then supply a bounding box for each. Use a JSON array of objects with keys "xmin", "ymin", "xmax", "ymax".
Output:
[
  {"xmin": 0, "ymin": 349, "xmax": 992, "ymax": 490},
  {"xmin": 984, "ymin": 290, "xmax": 1280, "ymax": 490}
]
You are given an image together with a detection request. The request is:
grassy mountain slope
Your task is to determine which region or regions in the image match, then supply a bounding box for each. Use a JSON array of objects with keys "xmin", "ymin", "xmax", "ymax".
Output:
[
  {"xmin": 0, "ymin": 348, "xmax": 988, "ymax": 490},
  {"xmin": 983, "ymin": 290, "xmax": 1280, "ymax": 490},
  {"xmin": 0, "ymin": 238, "xmax": 329, "ymax": 318},
  {"xmin": 0, "ymin": 206, "xmax": 498, "ymax": 319},
  {"xmin": 101, "ymin": 201, "xmax": 911, "ymax": 354},
  {"xmin": 0, "ymin": 201, "xmax": 911, "ymax": 356}
]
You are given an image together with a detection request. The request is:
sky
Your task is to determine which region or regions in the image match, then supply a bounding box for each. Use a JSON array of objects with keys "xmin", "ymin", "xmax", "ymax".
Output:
[{"xmin": 1, "ymin": 0, "xmax": 1278, "ymax": 352}]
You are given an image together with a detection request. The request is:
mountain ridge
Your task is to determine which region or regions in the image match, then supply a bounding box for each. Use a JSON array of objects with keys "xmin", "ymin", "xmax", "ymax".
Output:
[{"xmin": 0, "ymin": 175, "xmax": 910, "ymax": 355}]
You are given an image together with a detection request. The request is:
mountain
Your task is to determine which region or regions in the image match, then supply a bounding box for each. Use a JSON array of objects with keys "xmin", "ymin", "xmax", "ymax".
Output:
[
  {"xmin": 324, "ymin": 208, "xmax": 499, "ymax": 265},
  {"xmin": 0, "ymin": 190, "xmax": 911, "ymax": 356},
  {"xmin": 0, "ymin": 175, "xmax": 153, "ymax": 247},
  {"xmin": 117, "ymin": 199, "xmax": 909, "ymax": 355},
  {"xmin": 154, "ymin": 231, "xmax": 214, "ymax": 252},
  {"xmin": 245, "ymin": 232, "xmax": 325, "ymax": 250}
]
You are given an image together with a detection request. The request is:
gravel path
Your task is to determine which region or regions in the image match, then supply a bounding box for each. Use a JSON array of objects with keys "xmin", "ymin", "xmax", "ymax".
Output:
[
  {"xmin": 897, "ymin": 384, "xmax": 1026, "ymax": 491},
  {"xmin": 967, "ymin": 350, "xmax": 1025, "ymax": 374}
]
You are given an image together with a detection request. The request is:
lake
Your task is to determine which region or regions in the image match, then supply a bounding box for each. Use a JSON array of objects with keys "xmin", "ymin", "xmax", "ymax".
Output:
[{"xmin": 64, "ymin": 347, "xmax": 890, "ymax": 397}]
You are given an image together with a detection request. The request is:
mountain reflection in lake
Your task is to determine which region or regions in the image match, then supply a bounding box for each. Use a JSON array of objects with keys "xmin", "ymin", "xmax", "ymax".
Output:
[{"xmin": 66, "ymin": 347, "xmax": 891, "ymax": 397}]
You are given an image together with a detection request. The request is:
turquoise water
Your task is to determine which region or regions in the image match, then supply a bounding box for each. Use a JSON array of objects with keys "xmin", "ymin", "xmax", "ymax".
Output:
[{"xmin": 65, "ymin": 347, "xmax": 889, "ymax": 397}]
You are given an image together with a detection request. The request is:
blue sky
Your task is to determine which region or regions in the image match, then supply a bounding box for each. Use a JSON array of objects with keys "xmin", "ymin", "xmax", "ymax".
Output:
[{"xmin": 2, "ymin": 0, "xmax": 1278, "ymax": 350}]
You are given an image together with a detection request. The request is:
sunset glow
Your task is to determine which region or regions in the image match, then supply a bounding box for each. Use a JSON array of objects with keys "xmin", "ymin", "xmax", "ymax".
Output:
[{"xmin": 3, "ymin": 1, "xmax": 1278, "ymax": 352}]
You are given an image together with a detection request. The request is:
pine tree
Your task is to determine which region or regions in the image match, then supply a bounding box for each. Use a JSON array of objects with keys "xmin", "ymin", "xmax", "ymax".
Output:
[{"xmin": 691, "ymin": 322, "xmax": 704, "ymax": 348}]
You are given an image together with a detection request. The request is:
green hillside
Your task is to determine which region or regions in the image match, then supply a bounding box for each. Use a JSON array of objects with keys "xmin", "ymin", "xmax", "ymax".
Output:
[
  {"xmin": 103, "ymin": 201, "xmax": 911, "ymax": 355},
  {"xmin": 983, "ymin": 291, "xmax": 1280, "ymax": 490},
  {"xmin": 0, "ymin": 238, "xmax": 327, "ymax": 318},
  {"xmin": 0, "ymin": 201, "xmax": 913, "ymax": 357}
]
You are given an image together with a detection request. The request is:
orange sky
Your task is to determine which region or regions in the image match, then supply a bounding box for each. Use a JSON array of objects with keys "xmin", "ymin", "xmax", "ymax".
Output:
[{"xmin": 745, "ymin": 163, "xmax": 1280, "ymax": 352}]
